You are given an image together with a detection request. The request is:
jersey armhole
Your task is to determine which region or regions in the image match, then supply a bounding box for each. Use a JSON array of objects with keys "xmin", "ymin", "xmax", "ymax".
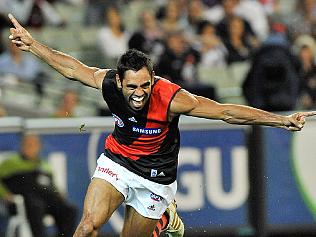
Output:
[
  {"xmin": 102, "ymin": 69, "xmax": 117, "ymax": 91},
  {"xmin": 167, "ymin": 88, "xmax": 182, "ymax": 122}
]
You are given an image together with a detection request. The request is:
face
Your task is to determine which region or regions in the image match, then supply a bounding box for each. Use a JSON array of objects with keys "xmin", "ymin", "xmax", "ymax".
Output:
[
  {"xmin": 223, "ymin": 0, "xmax": 238, "ymax": 15},
  {"xmin": 63, "ymin": 90, "xmax": 78, "ymax": 111},
  {"xmin": 116, "ymin": 67, "xmax": 153, "ymax": 111},
  {"xmin": 106, "ymin": 7, "xmax": 121, "ymax": 28},
  {"xmin": 168, "ymin": 33, "xmax": 186, "ymax": 55},
  {"xmin": 300, "ymin": 46, "xmax": 314, "ymax": 63},
  {"xmin": 21, "ymin": 135, "xmax": 41, "ymax": 161},
  {"xmin": 229, "ymin": 17, "xmax": 244, "ymax": 36}
]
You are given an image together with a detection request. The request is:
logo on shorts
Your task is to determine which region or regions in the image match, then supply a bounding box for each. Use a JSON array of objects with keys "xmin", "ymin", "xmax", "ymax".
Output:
[
  {"xmin": 112, "ymin": 113, "xmax": 124, "ymax": 127},
  {"xmin": 98, "ymin": 167, "xmax": 119, "ymax": 181},
  {"xmin": 150, "ymin": 193, "xmax": 163, "ymax": 202},
  {"xmin": 147, "ymin": 205, "xmax": 156, "ymax": 211},
  {"xmin": 151, "ymin": 169, "xmax": 158, "ymax": 177}
]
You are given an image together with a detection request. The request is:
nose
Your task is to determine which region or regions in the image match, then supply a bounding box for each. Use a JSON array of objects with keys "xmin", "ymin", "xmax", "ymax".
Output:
[{"xmin": 134, "ymin": 87, "xmax": 144, "ymax": 96}]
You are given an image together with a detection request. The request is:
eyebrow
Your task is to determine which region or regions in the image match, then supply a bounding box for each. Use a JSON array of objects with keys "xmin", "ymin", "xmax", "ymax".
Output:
[{"xmin": 126, "ymin": 81, "xmax": 151, "ymax": 88}]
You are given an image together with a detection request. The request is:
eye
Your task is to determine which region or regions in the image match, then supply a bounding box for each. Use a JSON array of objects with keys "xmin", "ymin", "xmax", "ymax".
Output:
[
  {"xmin": 141, "ymin": 82, "xmax": 151, "ymax": 89},
  {"xmin": 126, "ymin": 85, "xmax": 137, "ymax": 90}
]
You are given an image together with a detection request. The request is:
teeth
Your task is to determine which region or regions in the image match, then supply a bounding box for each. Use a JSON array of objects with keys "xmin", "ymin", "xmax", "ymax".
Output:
[{"xmin": 132, "ymin": 97, "xmax": 143, "ymax": 102}]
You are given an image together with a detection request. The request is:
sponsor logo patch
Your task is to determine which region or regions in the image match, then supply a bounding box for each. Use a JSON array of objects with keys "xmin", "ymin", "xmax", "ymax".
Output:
[
  {"xmin": 158, "ymin": 171, "xmax": 165, "ymax": 177},
  {"xmin": 97, "ymin": 166, "xmax": 119, "ymax": 181},
  {"xmin": 128, "ymin": 117, "xmax": 137, "ymax": 123},
  {"xmin": 112, "ymin": 113, "xmax": 124, "ymax": 127},
  {"xmin": 132, "ymin": 126, "xmax": 162, "ymax": 135},
  {"xmin": 151, "ymin": 169, "xmax": 158, "ymax": 177},
  {"xmin": 150, "ymin": 193, "xmax": 163, "ymax": 202},
  {"xmin": 147, "ymin": 204, "xmax": 156, "ymax": 211}
]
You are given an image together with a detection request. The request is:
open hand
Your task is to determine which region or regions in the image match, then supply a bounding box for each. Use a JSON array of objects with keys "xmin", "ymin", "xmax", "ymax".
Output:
[
  {"xmin": 8, "ymin": 13, "xmax": 34, "ymax": 51},
  {"xmin": 283, "ymin": 111, "xmax": 316, "ymax": 131}
]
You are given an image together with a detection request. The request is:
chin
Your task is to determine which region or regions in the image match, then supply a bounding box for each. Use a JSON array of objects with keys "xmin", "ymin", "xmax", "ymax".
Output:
[{"xmin": 130, "ymin": 105, "xmax": 143, "ymax": 111}]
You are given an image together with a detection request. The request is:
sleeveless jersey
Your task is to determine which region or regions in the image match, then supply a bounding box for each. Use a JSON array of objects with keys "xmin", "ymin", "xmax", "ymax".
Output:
[{"xmin": 102, "ymin": 70, "xmax": 181, "ymax": 184}]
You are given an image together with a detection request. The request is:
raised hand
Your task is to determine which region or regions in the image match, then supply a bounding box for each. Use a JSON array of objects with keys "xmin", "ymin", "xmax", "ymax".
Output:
[
  {"xmin": 8, "ymin": 13, "xmax": 34, "ymax": 51},
  {"xmin": 283, "ymin": 111, "xmax": 316, "ymax": 131}
]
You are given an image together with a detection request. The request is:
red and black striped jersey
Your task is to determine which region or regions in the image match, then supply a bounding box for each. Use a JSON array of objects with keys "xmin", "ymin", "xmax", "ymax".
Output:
[{"xmin": 102, "ymin": 70, "xmax": 181, "ymax": 184}]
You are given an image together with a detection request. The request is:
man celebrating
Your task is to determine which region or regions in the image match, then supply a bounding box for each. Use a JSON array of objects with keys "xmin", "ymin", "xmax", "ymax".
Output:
[{"xmin": 7, "ymin": 13, "xmax": 316, "ymax": 237}]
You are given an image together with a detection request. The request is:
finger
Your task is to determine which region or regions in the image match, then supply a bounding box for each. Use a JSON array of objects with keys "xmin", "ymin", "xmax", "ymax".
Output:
[
  {"xmin": 288, "ymin": 126, "xmax": 301, "ymax": 131},
  {"xmin": 10, "ymin": 28, "xmax": 16, "ymax": 34},
  {"xmin": 11, "ymin": 40, "xmax": 24, "ymax": 45},
  {"xmin": 9, "ymin": 33, "xmax": 21, "ymax": 40},
  {"xmin": 8, "ymin": 13, "xmax": 23, "ymax": 29},
  {"xmin": 301, "ymin": 111, "xmax": 316, "ymax": 118}
]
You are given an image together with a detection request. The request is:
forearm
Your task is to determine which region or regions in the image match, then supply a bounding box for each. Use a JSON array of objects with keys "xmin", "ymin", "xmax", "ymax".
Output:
[
  {"xmin": 30, "ymin": 40, "xmax": 82, "ymax": 80},
  {"xmin": 220, "ymin": 104, "xmax": 286, "ymax": 127}
]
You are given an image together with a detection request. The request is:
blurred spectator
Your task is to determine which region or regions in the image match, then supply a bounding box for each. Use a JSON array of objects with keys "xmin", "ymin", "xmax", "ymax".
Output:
[
  {"xmin": 215, "ymin": 0, "xmax": 258, "ymax": 42},
  {"xmin": 54, "ymin": 89, "xmax": 79, "ymax": 117},
  {"xmin": 155, "ymin": 30, "xmax": 216, "ymax": 99},
  {"xmin": 196, "ymin": 20, "xmax": 227, "ymax": 67},
  {"xmin": 223, "ymin": 15, "xmax": 256, "ymax": 64},
  {"xmin": 185, "ymin": 0, "xmax": 207, "ymax": 42},
  {"xmin": 0, "ymin": 134, "xmax": 78, "ymax": 237},
  {"xmin": 287, "ymin": 0, "xmax": 316, "ymax": 41},
  {"xmin": 260, "ymin": 0, "xmax": 296, "ymax": 17},
  {"xmin": 128, "ymin": 10, "xmax": 164, "ymax": 63},
  {"xmin": 234, "ymin": 0, "xmax": 269, "ymax": 40},
  {"xmin": 202, "ymin": 0, "xmax": 220, "ymax": 8},
  {"xmin": 155, "ymin": 30, "xmax": 200, "ymax": 85},
  {"xmin": 122, "ymin": 0, "xmax": 157, "ymax": 32},
  {"xmin": 206, "ymin": 0, "xmax": 269, "ymax": 39},
  {"xmin": 158, "ymin": 0, "xmax": 188, "ymax": 34},
  {"xmin": 264, "ymin": 17, "xmax": 289, "ymax": 47},
  {"xmin": 242, "ymin": 23, "xmax": 301, "ymax": 111},
  {"xmin": 294, "ymin": 35, "xmax": 316, "ymax": 109},
  {"xmin": 97, "ymin": 6, "xmax": 129, "ymax": 67},
  {"xmin": 0, "ymin": 41, "xmax": 47, "ymax": 99},
  {"xmin": 0, "ymin": 104, "xmax": 7, "ymax": 117},
  {"xmin": 1, "ymin": 0, "xmax": 65, "ymax": 28},
  {"xmin": 83, "ymin": 0, "xmax": 119, "ymax": 26}
]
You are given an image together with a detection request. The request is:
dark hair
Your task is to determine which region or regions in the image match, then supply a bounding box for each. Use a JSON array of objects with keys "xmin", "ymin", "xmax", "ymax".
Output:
[
  {"xmin": 117, "ymin": 49, "xmax": 153, "ymax": 80},
  {"xmin": 196, "ymin": 19, "xmax": 215, "ymax": 35}
]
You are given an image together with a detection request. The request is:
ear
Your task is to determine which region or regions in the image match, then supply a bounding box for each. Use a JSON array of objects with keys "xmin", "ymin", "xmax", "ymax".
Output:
[
  {"xmin": 116, "ymin": 74, "xmax": 122, "ymax": 89},
  {"xmin": 151, "ymin": 71, "xmax": 155, "ymax": 83}
]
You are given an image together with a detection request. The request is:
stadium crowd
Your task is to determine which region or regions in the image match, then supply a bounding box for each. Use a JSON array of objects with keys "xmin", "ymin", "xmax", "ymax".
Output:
[{"xmin": 0, "ymin": 0, "xmax": 316, "ymax": 117}]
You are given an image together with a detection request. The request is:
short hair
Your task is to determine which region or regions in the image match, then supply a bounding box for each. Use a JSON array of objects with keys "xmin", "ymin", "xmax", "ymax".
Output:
[
  {"xmin": 116, "ymin": 49, "xmax": 153, "ymax": 80},
  {"xmin": 196, "ymin": 20, "xmax": 215, "ymax": 35}
]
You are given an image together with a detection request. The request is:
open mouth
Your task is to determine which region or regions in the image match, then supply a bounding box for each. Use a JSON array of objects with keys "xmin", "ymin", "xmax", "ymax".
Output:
[{"xmin": 130, "ymin": 96, "xmax": 145, "ymax": 109}]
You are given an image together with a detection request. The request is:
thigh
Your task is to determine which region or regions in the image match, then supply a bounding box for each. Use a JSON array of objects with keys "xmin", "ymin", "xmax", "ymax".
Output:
[
  {"xmin": 81, "ymin": 178, "xmax": 125, "ymax": 228},
  {"xmin": 120, "ymin": 205, "xmax": 158, "ymax": 237}
]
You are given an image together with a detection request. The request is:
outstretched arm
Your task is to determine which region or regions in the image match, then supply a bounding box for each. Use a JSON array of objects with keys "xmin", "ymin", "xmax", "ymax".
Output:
[
  {"xmin": 170, "ymin": 89, "xmax": 316, "ymax": 131},
  {"xmin": 8, "ymin": 13, "xmax": 107, "ymax": 89}
]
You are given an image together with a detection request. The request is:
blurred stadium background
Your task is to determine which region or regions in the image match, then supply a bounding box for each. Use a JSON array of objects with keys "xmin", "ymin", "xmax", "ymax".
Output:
[{"xmin": 0, "ymin": 0, "xmax": 316, "ymax": 236}]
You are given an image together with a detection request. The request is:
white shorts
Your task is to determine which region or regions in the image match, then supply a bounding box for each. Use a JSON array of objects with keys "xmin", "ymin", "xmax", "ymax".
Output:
[{"xmin": 92, "ymin": 153, "xmax": 177, "ymax": 219}]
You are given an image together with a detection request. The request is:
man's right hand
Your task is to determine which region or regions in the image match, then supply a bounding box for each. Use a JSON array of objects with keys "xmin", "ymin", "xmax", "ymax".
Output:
[{"xmin": 8, "ymin": 13, "xmax": 34, "ymax": 52}]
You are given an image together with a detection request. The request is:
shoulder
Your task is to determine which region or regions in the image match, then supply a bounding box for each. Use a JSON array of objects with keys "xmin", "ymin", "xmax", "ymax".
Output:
[
  {"xmin": 94, "ymin": 69, "xmax": 113, "ymax": 90},
  {"xmin": 169, "ymin": 89, "xmax": 199, "ymax": 117},
  {"xmin": 0, "ymin": 154, "xmax": 21, "ymax": 169},
  {"xmin": 152, "ymin": 76, "xmax": 181, "ymax": 94},
  {"xmin": 101, "ymin": 69, "xmax": 120, "ymax": 100}
]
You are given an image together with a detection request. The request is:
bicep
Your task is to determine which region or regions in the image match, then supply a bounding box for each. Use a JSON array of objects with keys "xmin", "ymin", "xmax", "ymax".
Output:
[{"xmin": 169, "ymin": 89, "xmax": 225, "ymax": 119}]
